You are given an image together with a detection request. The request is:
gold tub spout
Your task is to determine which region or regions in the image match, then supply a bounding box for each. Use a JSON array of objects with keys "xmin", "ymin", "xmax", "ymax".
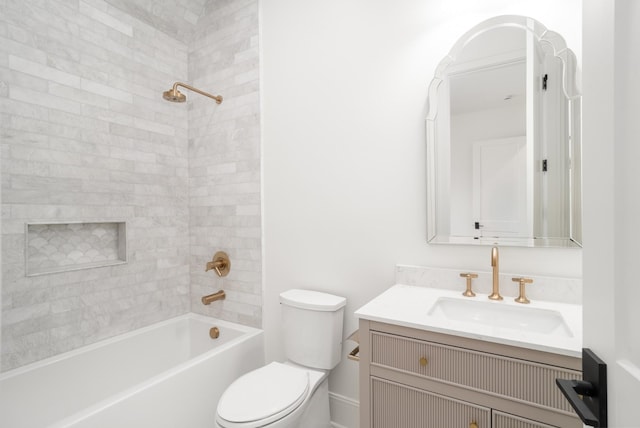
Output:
[{"xmin": 202, "ymin": 290, "xmax": 225, "ymax": 305}]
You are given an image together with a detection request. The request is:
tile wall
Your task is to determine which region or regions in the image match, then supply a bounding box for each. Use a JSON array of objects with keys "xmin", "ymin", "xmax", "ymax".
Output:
[
  {"xmin": 0, "ymin": 0, "xmax": 191, "ymax": 371},
  {"xmin": 188, "ymin": 0, "xmax": 262, "ymax": 327}
]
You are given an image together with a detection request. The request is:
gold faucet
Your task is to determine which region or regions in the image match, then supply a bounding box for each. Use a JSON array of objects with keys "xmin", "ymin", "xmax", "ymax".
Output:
[
  {"xmin": 201, "ymin": 290, "xmax": 225, "ymax": 305},
  {"xmin": 488, "ymin": 246, "xmax": 503, "ymax": 300}
]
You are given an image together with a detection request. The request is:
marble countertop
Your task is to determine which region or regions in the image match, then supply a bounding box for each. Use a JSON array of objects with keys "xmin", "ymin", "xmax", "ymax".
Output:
[{"xmin": 355, "ymin": 284, "xmax": 582, "ymax": 358}]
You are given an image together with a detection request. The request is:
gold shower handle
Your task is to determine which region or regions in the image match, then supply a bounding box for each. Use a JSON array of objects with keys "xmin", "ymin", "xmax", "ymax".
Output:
[
  {"xmin": 205, "ymin": 251, "xmax": 231, "ymax": 277},
  {"xmin": 205, "ymin": 261, "xmax": 223, "ymax": 276}
]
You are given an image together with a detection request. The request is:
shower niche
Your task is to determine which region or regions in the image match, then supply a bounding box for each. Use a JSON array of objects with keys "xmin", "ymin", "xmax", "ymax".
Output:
[{"xmin": 25, "ymin": 221, "xmax": 127, "ymax": 276}]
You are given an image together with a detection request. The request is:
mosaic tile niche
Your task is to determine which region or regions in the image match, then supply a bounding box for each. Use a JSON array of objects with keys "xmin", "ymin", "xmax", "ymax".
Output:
[{"xmin": 25, "ymin": 222, "xmax": 127, "ymax": 276}]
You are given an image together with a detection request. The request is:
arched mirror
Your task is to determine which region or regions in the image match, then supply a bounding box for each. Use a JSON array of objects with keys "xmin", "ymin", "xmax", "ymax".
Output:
[{"xmin": 426, "ymin": 16, "xmax": 582, "ymax": 247}]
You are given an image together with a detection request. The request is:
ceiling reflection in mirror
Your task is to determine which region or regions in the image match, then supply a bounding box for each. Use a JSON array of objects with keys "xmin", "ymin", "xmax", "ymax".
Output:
[{"xmin": 426, "ymin": 16, "xmax": 582, "ymax": 248}]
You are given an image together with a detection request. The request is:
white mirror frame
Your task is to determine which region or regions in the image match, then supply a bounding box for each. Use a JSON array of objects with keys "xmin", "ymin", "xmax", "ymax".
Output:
[{"xmin": 426, "ymin": 15, "xmax": 582, "ymax": 248}]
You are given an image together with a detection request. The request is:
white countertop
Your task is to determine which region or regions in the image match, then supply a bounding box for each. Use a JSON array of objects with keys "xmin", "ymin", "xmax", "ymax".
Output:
[{"xmin": 355, "ymin": 284, "xmax": 582, "ymax": 358}]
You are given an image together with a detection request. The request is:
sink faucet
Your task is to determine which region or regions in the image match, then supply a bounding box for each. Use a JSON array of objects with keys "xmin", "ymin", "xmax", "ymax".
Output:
[{"xmin": 488, "ymin": 246, "xmax": 503, "ymax": 300}]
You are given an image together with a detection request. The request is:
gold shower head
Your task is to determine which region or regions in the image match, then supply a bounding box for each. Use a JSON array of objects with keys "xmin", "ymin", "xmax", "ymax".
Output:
[
  {"xmin": 163, "ymin": 87, "xmax": 186, "ymax": 102},
  {"xmin": 162, "ymin": 82, "xmax": 222, "ymax": 104}
]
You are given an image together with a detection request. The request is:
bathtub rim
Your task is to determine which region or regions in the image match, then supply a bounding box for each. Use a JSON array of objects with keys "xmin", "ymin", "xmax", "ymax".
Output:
[
  {"xmin": 0, "ymin": 313, "xmax": 264, "ymax": 428},
  {"xmin": 0, "ymin": 313, "xmax": 262, "ymax": 381}
]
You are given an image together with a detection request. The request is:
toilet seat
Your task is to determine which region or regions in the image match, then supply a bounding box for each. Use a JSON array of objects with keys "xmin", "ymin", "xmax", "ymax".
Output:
[{"xmin": 216, "ymin": 362, "xmax": 310, "ymax": 428}]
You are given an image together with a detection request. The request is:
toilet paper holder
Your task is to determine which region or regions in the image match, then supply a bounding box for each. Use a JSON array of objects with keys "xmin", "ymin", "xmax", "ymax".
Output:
[{"xmin": 347, "ymin": 330, "xmax": 360, "ymax": 362}]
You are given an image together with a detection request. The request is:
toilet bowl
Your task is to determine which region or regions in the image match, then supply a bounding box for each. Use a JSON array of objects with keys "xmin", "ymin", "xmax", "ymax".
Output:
[
  {"xmin": 215, "ymin": 362, "xmax": 329, "ymax": 428},
  {"xmin": 215, "ymin": 289, "xmax": 346, "ymax": 428}
]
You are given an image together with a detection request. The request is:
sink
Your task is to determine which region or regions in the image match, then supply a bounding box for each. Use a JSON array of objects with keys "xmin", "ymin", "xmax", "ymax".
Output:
[{"xmin": 427, "ymin": 297, "xmax": 573, "ymax": 338}]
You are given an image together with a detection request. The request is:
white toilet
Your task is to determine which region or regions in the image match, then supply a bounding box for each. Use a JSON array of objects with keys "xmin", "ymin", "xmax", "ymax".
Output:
[{"xmin": 215, "ymin": 289, "xmax": 347, "ymax": 428}]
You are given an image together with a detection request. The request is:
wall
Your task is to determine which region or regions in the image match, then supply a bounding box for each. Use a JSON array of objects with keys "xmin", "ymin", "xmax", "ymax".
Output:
[
  {"xmin": 188, "ymin": 0, "xmax": 262, "ymax": 327},
  {"xmin": 261, "ymin": 0, "xmax": 582, "ymax": 426},
  {"xmin": 582, "ymin": 0, "xmax": 640, "ymax": 424},
  {"xmin": 0, "ymin": 0, "xmax": 190, "ymax": 371}
]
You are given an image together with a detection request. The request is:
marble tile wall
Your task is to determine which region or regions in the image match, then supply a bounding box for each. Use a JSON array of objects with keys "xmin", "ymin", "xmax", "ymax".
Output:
[
  {"xmin": 103, "ymin": 0, "xmax": 208, "ymax": 44},
  {"xmin": 188, "ymin": 0, "xmax": 261, "ymax": 327},
  {"xmin": 0, "ymin": 0, "xmax": 191, "ymax": 371}
]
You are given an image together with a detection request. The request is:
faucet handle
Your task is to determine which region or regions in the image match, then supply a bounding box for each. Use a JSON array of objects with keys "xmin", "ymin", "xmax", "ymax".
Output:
[
  {"xmin": 512, "ymin": 277, "xmax": 533, "ymax": 304},
  {"xmin": 460, "ymin": 272, "xmax": 478, "ymax": 297},
  {"xmin": 205, "ymin": 251, "xmax": 231, "ymax": 277}
]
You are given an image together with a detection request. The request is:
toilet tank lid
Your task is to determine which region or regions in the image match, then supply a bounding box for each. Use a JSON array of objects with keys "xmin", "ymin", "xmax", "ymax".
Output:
[{"xmin": 280, "ymin": 289, "xmax": 346, "ymax": 311}]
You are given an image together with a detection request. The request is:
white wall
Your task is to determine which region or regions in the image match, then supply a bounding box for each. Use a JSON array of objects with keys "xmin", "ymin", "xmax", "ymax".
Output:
[{"xmin": 261, "ymin": 0, "xmax": 582, "ymax": 424}]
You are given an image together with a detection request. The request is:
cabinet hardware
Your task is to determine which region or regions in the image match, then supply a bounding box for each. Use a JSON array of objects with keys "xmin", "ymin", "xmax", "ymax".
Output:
[
  {"xmin": 469, "ymin": 422, "xmax": 478, "ymax": 428},
  {"xmin": 419, "ymin": 356, "xmax": 428, "ymax": 367}
]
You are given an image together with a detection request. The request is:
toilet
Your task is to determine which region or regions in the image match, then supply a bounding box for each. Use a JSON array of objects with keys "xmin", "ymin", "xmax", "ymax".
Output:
[{"xmin": 215, "ymin": 289, "xmax": 347, "ymax": 428}]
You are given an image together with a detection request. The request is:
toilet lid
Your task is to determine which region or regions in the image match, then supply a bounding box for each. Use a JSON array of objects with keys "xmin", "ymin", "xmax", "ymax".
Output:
[{"xmin": 217, "ymin": 362, "xmax": 309, "ymax": 425}]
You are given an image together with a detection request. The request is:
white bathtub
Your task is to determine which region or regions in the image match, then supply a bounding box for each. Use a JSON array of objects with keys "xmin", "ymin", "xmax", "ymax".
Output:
[{"xmin": 0, "ymin": 314, "xmax": 264, "ymax": 428}]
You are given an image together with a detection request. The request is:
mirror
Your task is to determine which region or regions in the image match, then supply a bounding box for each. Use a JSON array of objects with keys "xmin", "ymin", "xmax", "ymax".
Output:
[{"xmin": 426, "ymin": 16, "xmax": 582, "ymax": 248}]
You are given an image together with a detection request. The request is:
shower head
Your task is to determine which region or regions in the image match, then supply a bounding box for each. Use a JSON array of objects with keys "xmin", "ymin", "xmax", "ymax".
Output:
[
  {"xmin": 162, "ymin": 82, "xmax": 222, "ymax": 104},
  {"xmin": 163, "ymin": 88, "xmax": 186, "ymax": 103}
]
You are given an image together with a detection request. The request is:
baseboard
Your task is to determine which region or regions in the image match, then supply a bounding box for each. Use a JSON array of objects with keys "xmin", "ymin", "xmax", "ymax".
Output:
[{"xmin": 329, "ymin": 391, "xmax": 359, "ymax": 428}]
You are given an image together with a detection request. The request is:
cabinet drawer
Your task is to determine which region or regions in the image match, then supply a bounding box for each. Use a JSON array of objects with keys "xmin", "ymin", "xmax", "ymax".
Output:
[
  {"xmin": 371, "ymin": 331, "xmax": 581, "ymax": 414},
  {"xmin": 372, "ymin": 377, "xmax": 491, "ymax": 428},
  {"xmin": 492, "ymin": 410, "xmax": 559, "ymax": 428}
]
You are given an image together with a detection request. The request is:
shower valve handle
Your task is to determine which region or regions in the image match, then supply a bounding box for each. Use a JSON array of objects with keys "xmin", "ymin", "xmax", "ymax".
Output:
[{"xmin": 205, "ymin": 252, "xmax": 231, "ymax": 277}]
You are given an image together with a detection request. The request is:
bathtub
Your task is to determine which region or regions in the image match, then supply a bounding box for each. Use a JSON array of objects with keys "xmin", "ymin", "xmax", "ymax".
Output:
[{"xmin": 0, "ymin": 314, "xmax": 264, "ymax": 428}]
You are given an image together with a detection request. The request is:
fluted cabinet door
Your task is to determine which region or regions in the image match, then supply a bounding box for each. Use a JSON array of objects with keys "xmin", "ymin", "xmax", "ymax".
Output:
[
  {"xmin": 371, "ymin": 377, "xmax": 490, "ymax": 428},
  {"xmin": 371, "ymin": 331, "xmax": 581, "ymax": 414}
]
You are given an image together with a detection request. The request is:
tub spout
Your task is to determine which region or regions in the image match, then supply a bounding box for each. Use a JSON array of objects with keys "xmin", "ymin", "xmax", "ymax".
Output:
[{"xmin": 202, "ymin": 290, "xmax": 225, "ymax": 305}]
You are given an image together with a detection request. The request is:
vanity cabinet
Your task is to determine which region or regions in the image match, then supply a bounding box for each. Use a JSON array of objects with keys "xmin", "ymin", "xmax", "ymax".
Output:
[{"xmin": 358, "ymin": 320, "xmax": 582, "ymax": 428}]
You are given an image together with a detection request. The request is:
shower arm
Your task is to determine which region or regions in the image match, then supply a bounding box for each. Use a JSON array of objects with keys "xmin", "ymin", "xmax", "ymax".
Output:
[{"xmin": 173, "ymin": 82, "xmax": 223, "ymax": 104}]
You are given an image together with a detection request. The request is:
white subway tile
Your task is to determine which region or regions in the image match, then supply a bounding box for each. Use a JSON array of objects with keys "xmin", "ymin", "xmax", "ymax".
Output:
[
  {"xmin": 79, "ymin": 1, "xmax": 133, "ymax": 37},
  {"xmin": 48, "ymin": 82, "xmax": 111, "ymax": 109},
  {"xmin": 0, "ymin": 36, "xmax": 48, "ymax": 64},
  {"xmin": 9, "ymin": 55, "xmax": 81, "ymax": 88},
  {"xmin": 80, "ymin": 78, "xmax": 133, "ymax": 103},
  {"xmin": 9, "ymin": 86, "xmax": 83, "ymax": 116},
  {"xmin": 133, "ymin": 117, "xmax": 176, "ymax": 137}
]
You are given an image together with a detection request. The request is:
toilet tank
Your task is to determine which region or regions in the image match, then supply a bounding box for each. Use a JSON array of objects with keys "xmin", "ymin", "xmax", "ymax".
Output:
[{"xmin": 279, "ymin": 289, "xmax": 346, "ymax": 370}]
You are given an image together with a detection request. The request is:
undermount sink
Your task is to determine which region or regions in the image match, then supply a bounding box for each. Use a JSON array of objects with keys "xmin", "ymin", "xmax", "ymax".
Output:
[{"xmin": 427, "ymin": 297, "xmax": 573, "ymax": 338}]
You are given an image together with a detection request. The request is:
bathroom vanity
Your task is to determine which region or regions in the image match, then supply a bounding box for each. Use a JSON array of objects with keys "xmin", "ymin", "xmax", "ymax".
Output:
[{"xmin": 355, "ymin": 285, "xmax": 583, "ymax": 428}]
